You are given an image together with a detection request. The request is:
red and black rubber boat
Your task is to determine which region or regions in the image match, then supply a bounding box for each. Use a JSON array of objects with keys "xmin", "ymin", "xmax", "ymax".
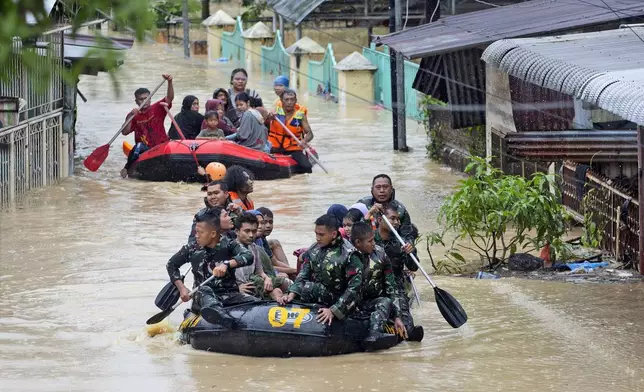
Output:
[{"xmin": 123, "ymin": 140, "xmax": 311, "ymax": 182}]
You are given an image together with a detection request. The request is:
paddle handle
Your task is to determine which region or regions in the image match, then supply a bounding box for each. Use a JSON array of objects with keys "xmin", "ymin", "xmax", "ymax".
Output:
[
  {"xmin": 274, "ymin": 118, "xmax": 329, "ymax": 174},
  {"xmin": 171, "ymin": 274, "xmax": 216, "ymax": 311},
  {"xmin": 163, "ymin": 106, "xmax": 201, "ymax": 169},
  {"xmin": 108, "ymin": 78, "xmax": 167, "ymax": 146},
  {"xmin": 381, "ymin": 215, "xmax": 437, "ymax": 289}
]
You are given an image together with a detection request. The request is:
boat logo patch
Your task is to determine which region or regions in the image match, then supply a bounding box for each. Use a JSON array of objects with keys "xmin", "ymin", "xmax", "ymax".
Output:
[{"xmin": 267, "ymin": 306, "xmax": 313, "ymax": 328}]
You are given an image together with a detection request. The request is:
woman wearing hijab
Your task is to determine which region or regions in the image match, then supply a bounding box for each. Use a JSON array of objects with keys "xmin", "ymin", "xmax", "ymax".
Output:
[{"xmin": 168, "ymin": 95, "xmax": 204, "ymax": 140}]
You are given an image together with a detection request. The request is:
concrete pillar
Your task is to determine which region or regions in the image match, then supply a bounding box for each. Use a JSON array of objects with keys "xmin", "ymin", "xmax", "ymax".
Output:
[
  {"xmin": 286, "ymin": 37, "xmax": 325, "ymax": 90},
  {"xmin": 334, "ymin": 51, "xmax": 377, "ymax": 105},
  {"xmin": 242, "ymin": 21, "xmax": 273, "ymax": 71},
  {"xmin": 202, "ymin": 10, "xmax": 236, "ymax": 64}
]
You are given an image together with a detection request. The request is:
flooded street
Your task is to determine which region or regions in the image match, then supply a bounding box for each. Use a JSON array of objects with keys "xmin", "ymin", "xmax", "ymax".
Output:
[{"xmin": 2, "ymin": 43, "xmax": 644, "ymax": 391}]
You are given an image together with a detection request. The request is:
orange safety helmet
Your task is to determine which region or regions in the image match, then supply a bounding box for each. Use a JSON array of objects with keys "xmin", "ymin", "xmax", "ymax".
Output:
[{"xmin": 206, "ymin": 162, "xmax": 226, "ymax": 180}]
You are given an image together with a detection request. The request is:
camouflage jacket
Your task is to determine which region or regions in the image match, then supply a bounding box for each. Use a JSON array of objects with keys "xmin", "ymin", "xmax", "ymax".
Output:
[
  {"xmin": 357, "ymin": 196, "xmax": 417, "ymax": 244},
  {"xmin": 167, "ymin": 236, "xmax": 253, "ymax": 293},
  {"xmin": 358, "ymin": 245, "xmax": 402, "ymax": 318},
  {"xmin": 374, "ymin": 229, "xmax": 418, "ymax": 283},
  {"xmin": 289, "ymin": 237, "xmax": 364, "ymax": 320}
]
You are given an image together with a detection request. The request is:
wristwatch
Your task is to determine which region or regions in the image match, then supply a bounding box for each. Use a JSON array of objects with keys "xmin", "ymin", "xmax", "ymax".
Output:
[{"xmin": 223, "ymin": 260, "xmax": 231, "ymax": 269}]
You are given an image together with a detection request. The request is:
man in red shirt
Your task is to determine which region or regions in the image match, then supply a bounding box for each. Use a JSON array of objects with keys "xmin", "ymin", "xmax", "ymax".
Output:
[{"xmin": 120, "ymin": 74, "xmax": 175, "ymax": 178}]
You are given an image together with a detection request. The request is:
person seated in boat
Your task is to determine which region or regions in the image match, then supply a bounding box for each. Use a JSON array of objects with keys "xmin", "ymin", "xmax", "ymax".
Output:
[
  {"xmin": 225, "ymin": 93, "xmax": 270, "ymax": 152},
  {"xmin": 227, "ymin": 68, "xmax": 267, "ymax": 121},
  {"xmin": 168, "ymin": 95, "xmax": 204, "ymax": 140},
  {"xmin": 278, "ymin": 214, "xmax": 364, "ymax": 326},
  {"xmin": 188, "ymin": 180, "xmax": 242, "ymax": 245},
  {"xmin": 234, "ymin": 212, "xmax": 289, "ymax": 301},
  {"xmin": 268, "ymin": 89, "xmax": 314, "ymax": 174},
  {"xmin": 342, "ymin": 208, "xmax": 365, "ymax": 241},
  {"xmin": 213, "ymin": 88, "xmax": 239, "ymax": 128},
  {"xmin": 272, "ymin": 75, "xmax": 289, "ymax": 109},
  {"xmin": 167, "ymin": 207, "xmax": 257, "ymax": 327},
  {"xmin": 196, "ymin": 111, "xmax": 225, "ymax": 140},
  {"xmin": 350, "ymin": 221, "xmax": 408, "ymax": 343},
  {"xmin": 374, "ymin": 204, "xmax": 423, "ymax": 341},
  {"xmin": 203, "ymin": 98, "xmax": 235, "ymax": 136},
  {"xmin": 358, "ymin": 174, "xmax": 418, "ymax": 245},
  {"xmin": 256, "ymin": 207, "xmax": 298, "ymax": 279},
  {"xmin": 224, "ymin": 165, "xmax": 255, "ymax": 212},
  {"xmin": 120, "ymin": 74, "xmax": 174, "ymax": 178}
]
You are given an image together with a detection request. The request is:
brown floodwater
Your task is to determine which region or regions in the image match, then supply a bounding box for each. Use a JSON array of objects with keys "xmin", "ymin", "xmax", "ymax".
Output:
[{"xmin": 2, "ymin": 43, "xmax": 644, "ymax": 391}]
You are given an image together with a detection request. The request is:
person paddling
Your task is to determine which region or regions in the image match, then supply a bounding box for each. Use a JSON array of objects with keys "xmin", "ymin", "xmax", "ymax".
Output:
[
  {"xmin": 268, "ymin": 89, "xmax": 314, "ymax": 174},
  {"xmin": 359, "ymin": 174, "xmax": 418, "ymax": 245},
  {"xmin": 120, "ymin": 74, "xmax": 174, "ymax": 178},
  {"xmin": 167, "ymin": 207, "xmax": 256, "ymax": 328}
]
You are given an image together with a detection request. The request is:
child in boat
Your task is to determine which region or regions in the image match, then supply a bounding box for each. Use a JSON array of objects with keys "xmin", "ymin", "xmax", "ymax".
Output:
[
  {"xmin": 226, "ymin": 93, "xmax": 270, "ymax": 152},
  {"xmin": 196, "ymin": 111, "xmax": 225, "ymax": 140}
]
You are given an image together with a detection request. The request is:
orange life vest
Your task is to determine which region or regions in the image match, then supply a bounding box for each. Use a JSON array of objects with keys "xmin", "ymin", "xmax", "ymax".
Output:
[
  {"xmin": 228, "ymin": 191, "xmax": 254, "ymax": 211},
  {"xmin": 268, "ymin": 104, "xmax": 308, "ymax": 152}
]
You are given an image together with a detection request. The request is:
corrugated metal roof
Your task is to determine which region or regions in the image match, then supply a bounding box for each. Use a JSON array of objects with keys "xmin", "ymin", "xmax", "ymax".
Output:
[
  {"xmin": 64, "ymin": 33, "xmax": 133, "ymax": 74},
  {"xmin": 506, "ymin": 130, "xmax": 637, "ymax": 162},
  {"xmin": 266, "ymin": 0, "xmax": 328, "ymax": 25},
  {"xmin": 374, "ymin": 0, "xmax": 644, "ymax": 59},
  {"xmin": 481, "ymin": 27, "xmax": 644, "ymax": 125}
]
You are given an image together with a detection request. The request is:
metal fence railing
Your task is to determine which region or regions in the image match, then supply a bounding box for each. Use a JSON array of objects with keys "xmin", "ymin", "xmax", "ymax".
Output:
[
  {"xmin": 561, "ymin": 161, "xmax": 639, "ymax": 268},
  {"xmin": 0, "ymin": 111, "xmax": 63, "ymax": 208},
  {"xmin": 0, "ymin": 30, "xmax": 65, "ymax": 209}
]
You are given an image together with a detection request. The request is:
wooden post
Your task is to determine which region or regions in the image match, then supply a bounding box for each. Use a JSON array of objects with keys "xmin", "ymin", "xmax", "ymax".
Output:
[{"xmin": 638, "ymin": 125, "xmax": 644, "ymax": 273}]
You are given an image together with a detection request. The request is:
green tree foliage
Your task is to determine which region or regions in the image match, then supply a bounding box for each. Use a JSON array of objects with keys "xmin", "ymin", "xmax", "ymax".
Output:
[
  {"xmin": 0, "ymin": 0, "xmax": 154, "ymax": 89},
  {"xmin": 431, "ymin": 157, "xmax": 569, "ymax": 270}
]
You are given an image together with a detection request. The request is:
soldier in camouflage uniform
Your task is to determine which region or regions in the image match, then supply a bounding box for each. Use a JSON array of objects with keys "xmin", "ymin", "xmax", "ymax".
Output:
[
  {"xmin": 279, "ymin": 214, "xmax": 363, "ymax": 326},
  {"xmin": 168, "ymin": 207, "xmax": 257, "ymax": 328},
  {"xmin": 357, "ymin": 174, "xmax": 418, "ymax": 245},
  {"xmin": 351, "ymin": 221, "xmax": 407, "ymax": 343},
  {"xmin": 374, "ymin": 205, "xmax": 424, "ymax": 342},
  {"xmin": 188, "ymin": 180, "xmax": 242, "ymax": 245}
]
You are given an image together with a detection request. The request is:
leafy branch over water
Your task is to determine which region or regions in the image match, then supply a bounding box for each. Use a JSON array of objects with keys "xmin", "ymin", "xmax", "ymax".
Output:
[{"xmin": 428, "ymin": 157, "xmax": 570, "ymax": 271}]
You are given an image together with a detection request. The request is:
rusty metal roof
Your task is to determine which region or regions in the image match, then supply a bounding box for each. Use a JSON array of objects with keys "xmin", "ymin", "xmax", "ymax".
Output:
[
  {"xmin": 374, "ymin": 0, "xmax": 644, "ymax": 59},
  {"xmin": 482, "ymin": 27, "xmax": 644, "ymax": 125},
  {"xmin": 266, "ymin": 0, "xmax": 328, "ymax": 25},
  {"xmin": 506, "ymin": 130, "xmax": 637, "ymax": 162}
]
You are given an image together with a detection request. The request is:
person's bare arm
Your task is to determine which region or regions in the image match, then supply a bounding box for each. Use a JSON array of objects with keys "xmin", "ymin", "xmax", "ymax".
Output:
[
  {"xmin": 301, "ymin": 114, "xmax": 313, "ymax": 143},
  {"xmin": 121, "ymin": 110, "xmax": 138, "ymax": 135},
  {"xmin": 163, "ymin": 74, "xmax": 174, "ymax": 103}
]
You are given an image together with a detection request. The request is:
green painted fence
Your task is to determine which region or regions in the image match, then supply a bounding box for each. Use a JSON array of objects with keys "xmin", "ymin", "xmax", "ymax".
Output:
[
  {"xmin": 261, "ymin": 31, "xmax": 290, "ymax": 77},
  {"xmin": 362, "ymin": 43, "xmax": 423, "ymax": 120},
  {"xmin": 221, "ymin": 16, "xmax": 245, "ymax": 63},
  {"xmin": 307, "ymin": 43, "xmax": 338, "ymax": 96}
]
